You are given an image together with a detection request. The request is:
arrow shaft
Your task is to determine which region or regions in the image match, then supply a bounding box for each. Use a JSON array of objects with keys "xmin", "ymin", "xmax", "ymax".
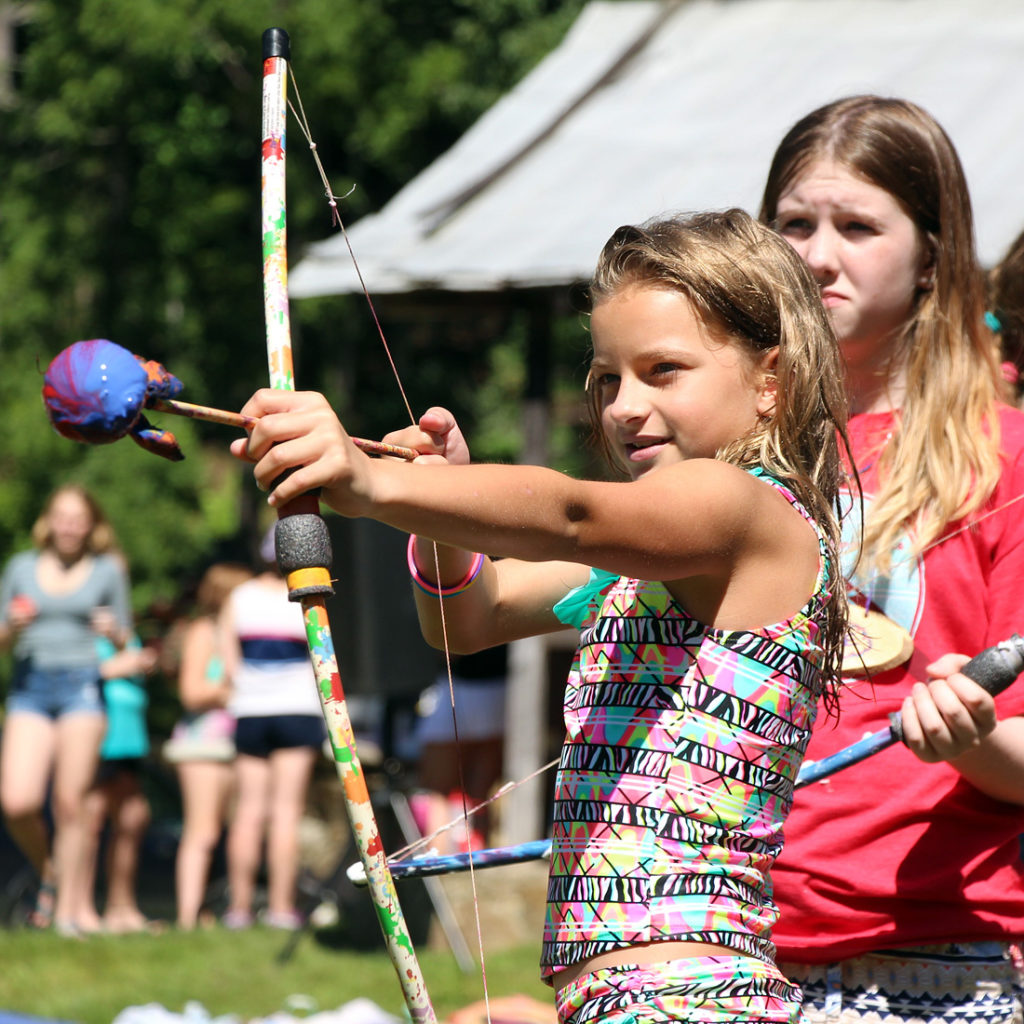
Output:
[{"xmin": 149, "ymin": 397, "xmax": 417, "ymax": 459}]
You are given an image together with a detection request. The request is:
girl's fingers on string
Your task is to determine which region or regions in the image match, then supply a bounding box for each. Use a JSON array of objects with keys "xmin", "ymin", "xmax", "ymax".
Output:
[
  {"xmin": 418, "ymin": 407, "xmax": 471, "ymax": 465},
  {"xmin": 381, "ymin": 422, "xmax": 448, "ymax": 461},
  {"xmin": 381, "ymin": 407, "xmax": 470, "ymax": 465}
]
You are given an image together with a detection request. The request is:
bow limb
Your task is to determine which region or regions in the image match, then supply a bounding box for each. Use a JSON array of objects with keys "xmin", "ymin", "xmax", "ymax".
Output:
[{"xmin": 261, "ymin": 29, "xmax": 436, "ymax": 1024}]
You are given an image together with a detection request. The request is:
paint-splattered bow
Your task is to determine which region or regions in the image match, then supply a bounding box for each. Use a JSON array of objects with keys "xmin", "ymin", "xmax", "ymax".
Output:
[{"xmin": 259, "ymin": 28, "xmax": 437, "ymax": 1024}]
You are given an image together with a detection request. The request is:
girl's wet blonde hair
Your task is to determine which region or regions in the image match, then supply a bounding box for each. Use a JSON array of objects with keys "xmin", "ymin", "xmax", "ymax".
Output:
[
  {"xmin": 760, "ymin": 95, "xmax": 1003, "ymax": 573},
  {"xmin": 587, "ymin": 208, "xmax": 850, "ymax": 701}
]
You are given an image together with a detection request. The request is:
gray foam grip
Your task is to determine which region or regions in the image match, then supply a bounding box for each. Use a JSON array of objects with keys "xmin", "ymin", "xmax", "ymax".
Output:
[{"xmin": 275, "ymin": 514, "xmax": 333, "ymax": 573}]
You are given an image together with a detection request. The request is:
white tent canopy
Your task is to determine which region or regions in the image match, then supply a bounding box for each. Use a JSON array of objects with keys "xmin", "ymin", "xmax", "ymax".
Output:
[{"xmin": 290, "ymin": 0, "xmax": 1024, "ymax": 298}]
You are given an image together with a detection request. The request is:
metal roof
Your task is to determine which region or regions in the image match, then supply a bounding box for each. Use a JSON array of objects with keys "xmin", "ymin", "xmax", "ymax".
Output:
[{"xmin": 289, "ymin": 0, "xmax": 1024, "ymax": 297}]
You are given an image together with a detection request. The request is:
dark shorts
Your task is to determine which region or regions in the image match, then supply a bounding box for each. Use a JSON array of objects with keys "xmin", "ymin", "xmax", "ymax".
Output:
[
  {"xmin": 96, "ymin": 758, "xmax": 145, "ymax": 784},
  {"xmin": 234, "ymin": 714, "xmax": 325, "ymax": 758},
  {"xmin": 6, "ymin": 661, "xmax": 105, "ymax": 719}
]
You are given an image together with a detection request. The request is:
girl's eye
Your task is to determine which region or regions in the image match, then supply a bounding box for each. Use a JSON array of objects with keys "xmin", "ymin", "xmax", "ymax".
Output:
[
  {"xmin": 593, "ymin": 372, "xmax": 618, "ymax": 389},
  {"xmin": 777, "ymin": 216, "xmax": 812, "ymax": 238},
  {"xmin": 651, "ymin": 363, "xmax": 681, "ymax": 377}
]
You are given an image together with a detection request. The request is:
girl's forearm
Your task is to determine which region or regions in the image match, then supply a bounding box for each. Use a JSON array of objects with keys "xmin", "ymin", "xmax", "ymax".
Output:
[
  {"xmin": 332, "ymin": 460, "xmax": 603, "ymax": 566},
  {"xmin": 180, "ymin": 685, "xmax": 230, "ymax": 712},
  {"xmin": 951, "ymin": 716, "xmax": 1024, "ymax": 805},
  {"xmin": 411, "ymin": 559, "xmax": 503, "ymax": 653},
  {"xmin": 410, "ymin": 535, "xmax": 479, "ymax": 587}
]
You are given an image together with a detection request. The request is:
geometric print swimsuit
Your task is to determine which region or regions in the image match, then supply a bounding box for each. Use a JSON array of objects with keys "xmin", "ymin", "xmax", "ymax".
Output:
[{"xmin": 543, "ymin": 468, "xmax": 833, "ymax": 983}]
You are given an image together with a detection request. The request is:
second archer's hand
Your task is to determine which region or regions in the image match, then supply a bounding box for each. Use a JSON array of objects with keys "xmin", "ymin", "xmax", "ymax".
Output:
[
  {"xmin": 899, "ymin": 652, "xmax": 999, "ymax": 763},
  {"xmin": 229, "ymin": 389, "xmax": 374, "ymax": 513},
  {"xmin": 382, "ymin": 407, "xmax": 471, "ymax": 466}
]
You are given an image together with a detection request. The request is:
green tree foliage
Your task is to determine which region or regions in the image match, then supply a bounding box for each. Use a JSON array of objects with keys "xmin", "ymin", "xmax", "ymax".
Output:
[{"xmin": 0, "ymin": 0, "xmax": 585, "ymax": 613}]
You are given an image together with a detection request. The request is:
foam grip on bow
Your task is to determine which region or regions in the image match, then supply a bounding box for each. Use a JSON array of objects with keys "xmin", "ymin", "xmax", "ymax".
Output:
[
  {"xmin": 275, "ymin": 513, "xmax": 334, "ymax": 601},
  {"xmin": 889, "ymin": 633, "xmax": 1024, "ymax": 743}
]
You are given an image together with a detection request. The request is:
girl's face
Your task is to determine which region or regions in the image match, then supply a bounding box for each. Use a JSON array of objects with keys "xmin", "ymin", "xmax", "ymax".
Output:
[
  {"xmin": 590, "ymin": 284, "xmax": 775, "ymax": 480},
  {"xmin": 47, "ymin": 491, "xmax": 94, "ymax": 560},
  {"xmin": 774, "ymin": 159, "xmax": 931, "ymax": 368}
]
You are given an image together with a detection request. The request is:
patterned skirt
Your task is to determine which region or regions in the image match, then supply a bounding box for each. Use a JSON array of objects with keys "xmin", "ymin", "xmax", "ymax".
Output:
[{"xmin": 781, "ymin": 942, "xmax": 1024, "ymax": 1024}]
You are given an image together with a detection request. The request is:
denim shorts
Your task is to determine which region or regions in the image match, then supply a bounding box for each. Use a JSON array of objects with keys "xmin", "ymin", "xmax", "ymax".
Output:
[{"xmin": 6, "ymin": 660, "xmax": 106, "ymax": 719}]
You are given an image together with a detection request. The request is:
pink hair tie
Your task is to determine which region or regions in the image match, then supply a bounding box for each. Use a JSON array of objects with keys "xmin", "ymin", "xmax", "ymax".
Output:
[{"xmin": 407, "ymin": 535, "xmax": 485, "ymax": 597}]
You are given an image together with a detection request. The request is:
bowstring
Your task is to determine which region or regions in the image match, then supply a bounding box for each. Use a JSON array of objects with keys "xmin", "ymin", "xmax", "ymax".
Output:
[{"xmin": 287, "ymin": 68, "xmax": 494, "ymax": 1014}]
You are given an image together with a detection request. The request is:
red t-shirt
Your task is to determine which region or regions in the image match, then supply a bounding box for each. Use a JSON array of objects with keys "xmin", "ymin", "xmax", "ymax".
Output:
[{"xmin": 772, "ymin": 404, "xmax": 1024, "ymax": 963}]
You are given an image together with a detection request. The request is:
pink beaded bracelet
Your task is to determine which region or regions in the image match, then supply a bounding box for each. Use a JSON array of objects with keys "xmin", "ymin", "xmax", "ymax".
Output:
[{"xmin": 406, "ymin": 535, "xmax": 485, "ymax": 597}]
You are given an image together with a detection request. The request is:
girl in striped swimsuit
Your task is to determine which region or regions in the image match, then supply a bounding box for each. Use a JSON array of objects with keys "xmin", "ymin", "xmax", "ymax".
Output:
[{"xmin": 233, "ymin": 209, "xmax": 850, "ymax": 1022}]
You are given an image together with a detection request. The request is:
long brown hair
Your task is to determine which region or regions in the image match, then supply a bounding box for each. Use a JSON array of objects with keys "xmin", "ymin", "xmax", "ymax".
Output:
[
  {"xmin": 196, "ymin": 563, "xmax": 252, "ymax": 616},
  {"xmin": 760, "ymin": 96, "xmax": 1003, "ymax": 571},
  {"xmin": 587, "ymin": 209, "xmax": 849, "ymax": 697}
]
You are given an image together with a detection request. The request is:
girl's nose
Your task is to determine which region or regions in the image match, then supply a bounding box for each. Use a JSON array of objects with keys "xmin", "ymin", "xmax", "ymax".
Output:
[
  {"xmin": 801, "ymin": 225, "xmax": 839, "ymax": 282},
  {"xmin": 605, "ymin": 377, "xmax": 648, "ymax": 424}
]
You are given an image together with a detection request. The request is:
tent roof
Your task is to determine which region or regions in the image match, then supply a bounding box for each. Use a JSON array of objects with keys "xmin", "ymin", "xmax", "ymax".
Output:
[{"xmin": 289, "ymin": 0, "xmax": 1024, "ymax": 297}]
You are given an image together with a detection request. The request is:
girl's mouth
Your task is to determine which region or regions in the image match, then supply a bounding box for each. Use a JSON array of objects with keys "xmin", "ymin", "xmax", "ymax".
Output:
[{"xmin": 625, "ymin": 439, "xmax": 668, "ymax": 462}]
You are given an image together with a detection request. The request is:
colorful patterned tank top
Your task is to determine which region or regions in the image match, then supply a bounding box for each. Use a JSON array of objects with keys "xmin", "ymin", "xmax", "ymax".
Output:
[{"xmin": 542, "ymin": 469, "xmax": 832, "ymax": 980}]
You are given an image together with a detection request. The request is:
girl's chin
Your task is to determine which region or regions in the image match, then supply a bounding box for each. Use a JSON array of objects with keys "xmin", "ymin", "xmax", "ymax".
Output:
[{"xmin": 626, "ymin": 452, "xmax": 679, "ymax": 479}]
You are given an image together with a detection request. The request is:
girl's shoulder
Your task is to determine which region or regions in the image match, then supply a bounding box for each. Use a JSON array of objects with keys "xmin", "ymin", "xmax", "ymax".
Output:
[
  {"xmin": 183, "ymin": 614, "xmax": 216, "ymax": 642},
  {"xmin": 653, "ymin": 457, "xmax": 780, "ymax": 508},
  {"xmin": 6, "ymin": 549, "xmax": 38, "ymax": 571},
  {"xmin": 86, "ymin": 551, "xmax": 126, "ymax": 584},
  {"xmin": 553, "ymin": 568, "xmax": 619, "ymax": 630},
  {"xmin": 1, "ymin": 549, "xmax": 38, "ymax": 589},
  {"xmin": 746, "ymin": 465, "xmax": 810, "ymax": 516}
]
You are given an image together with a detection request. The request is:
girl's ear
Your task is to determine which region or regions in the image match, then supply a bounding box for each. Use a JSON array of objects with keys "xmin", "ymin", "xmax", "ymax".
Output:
[{"xmin": 756, "ymin": 346, "xmax": 780, "ymax": 419}]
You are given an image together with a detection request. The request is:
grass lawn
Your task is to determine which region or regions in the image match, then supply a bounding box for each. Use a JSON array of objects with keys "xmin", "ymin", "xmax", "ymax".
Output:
[{"xmin": 0, "ymin": 926, "xmax": 549, "ymax": 1024}]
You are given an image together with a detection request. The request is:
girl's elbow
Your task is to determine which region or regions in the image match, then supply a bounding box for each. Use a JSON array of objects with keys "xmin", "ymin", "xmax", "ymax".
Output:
[{"xmin": 419, "ymin": 619, "xmax": 491, "ymax": 656}]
